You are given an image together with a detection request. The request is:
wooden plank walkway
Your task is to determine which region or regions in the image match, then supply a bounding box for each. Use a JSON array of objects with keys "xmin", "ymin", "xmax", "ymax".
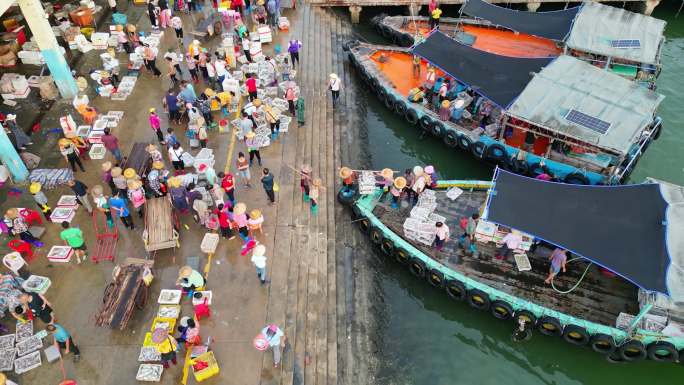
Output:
[{"xmin": 307, "ymin": 0, "xmax": 645, "ymax": 7}]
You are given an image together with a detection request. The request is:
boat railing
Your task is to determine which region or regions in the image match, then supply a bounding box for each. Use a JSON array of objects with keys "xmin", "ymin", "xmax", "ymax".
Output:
[{"xmin": 612, "ymin": 117, "xmax": 662, "ymax": 183}]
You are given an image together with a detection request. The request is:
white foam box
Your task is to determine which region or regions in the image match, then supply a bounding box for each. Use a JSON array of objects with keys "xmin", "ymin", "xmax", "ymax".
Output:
[
  {"xmin": 200, "ymin": 233, "xmax": 219, "ymax": 254},
  {"xmin": 92, "ymin": 119, "xmax": 108, "ymax": 132},
  {"xmin": 57, "ymin": 195, "xmax": 79, "ymax": 209},
  {"xmin": 46, "ymin": 245, "xmax": 73, "ymax": 263},
  {"xmin": 76, "ymin": 125, "xmax": 91, "ymax": 137},
  {"xmin": 257, "ymin": 26, "xmax": 272, "ymax": 43},
  {"xmin": 48, "ymin": 208, "xmax": 76, "ymax": 223},
  {"xmin": 87, "ymin": 130, "xmax": 104, "ymax": 144},
  {"xmin": 89, "ymin": 143, "xmax": 106, "ymax": 160}
]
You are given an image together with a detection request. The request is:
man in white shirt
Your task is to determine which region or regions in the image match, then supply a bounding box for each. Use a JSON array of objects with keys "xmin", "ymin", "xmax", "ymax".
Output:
[
  {"xmin": 251, "ymin": 244, "xmax": 267, "ymax": 284},
  {"xmin": 260, "ymin": 324, "xmax": 285, "ymax": 367},
  {"xmin": 214, "ymin": 57, "xmax": 228, "ymax": 88},
  {"xmin": 328, "ymin": 73, "xmax": 341, "ymax": 108},
  {"xmin": 434, "ymin": 221, "xmax": 449, "ymax": 251},
  {"xmin": 496, "ymin": 230, "xmax": 522, "ymax": 261}
]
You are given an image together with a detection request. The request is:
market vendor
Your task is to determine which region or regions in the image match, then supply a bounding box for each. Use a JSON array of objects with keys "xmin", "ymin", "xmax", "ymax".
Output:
[
  {"xmin": 0, "ymin": 274, "xmax": 24, "ymax": 319},
  {"xmin": 13, "ymin": 292, "xmax": 54, "ymax": 325},
  {"xmin": 176, "ymin": 266, "xmax": 205, "ymax": 291}
]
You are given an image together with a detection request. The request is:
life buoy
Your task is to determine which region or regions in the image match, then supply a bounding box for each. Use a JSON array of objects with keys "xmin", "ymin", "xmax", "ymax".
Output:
[
  {"xmin": 511, "ymin": 157, "xmax": 529, "ymax": 175},
  {"xmin": 394, "ymin": 100, "xmax": 407, "ymax": 116},
  {"xmin": 528, "ymin": 162, "xmax": 546, "ymax": 177},
  {"xmin": 485, "ymin": 143, "xmax": 507, "ymax": 164},
  {"xmin": 445, "ymin": 279, "xmax": 466, "ymax": 301},
  {"xmin": 514, "ymin": 310, "xmax": 536, "ymax": 329},
  {"xmin": 358, "ymin": 216, "xmax": 370, "ymax": 234},
  {"xmin": 467, "ymin": 289, "xmax": 490, "ymax": 311},
  {"xmin": 589, "ymin": 333, "xmax": 616, "ymax": 355},
  {"xmin": 405, "ymin": 109, "xmax": 419, "ymax": 125},
  {"xmin": 564, "ymin": 172, "xmax": 590, "ymax": 185},
  {"xmin": 537, "ymin": 316, "xmax": 562, "ymax": 337},
  {"xmin": 408, "ymin": 258, "xmax": 426, "ymax": 278},
  {"xmin": 380, "ymin": 237, "xmax": 395, "ymax": 256},
  {"xmin": 490, "ymin": 299, "xmax": 513, "ymax": 320},
  {"xmin": 337, "ymin": 188, "xmax": 355, "ymax": 205},
  {"xmin": 443, "ymin": 130, "xmax": 458, "ymax": 148},
  {"xmin": 562, "ymin": 325, "xmax": 590, "ymax": 346},
  {"xmin": 419, "ymin": 115, "xmax": 433, "ymax": 131},
  {"xmin": 646, "ymin": 341, "xmax": 679, "ymax": 362},
  {"xmin": 470, "ymin": 141, "xmax": 485, "ymax": 158},
  {"xmin": 431, "ymin": 121, "xmax": 445, "ymax": 138},
  {"xmin": 427, "ymin": 268, "xmax": 445, "ymax": 288},
  {"xmin": 457, "ymin": 134, "xmax": 472, "ymax": 151},
  {"xmin": 384, "ymin": 93, "xmax": 396, "ymax": 110},
  {"xmin": 394, "ymin": 248, "xmax": 410, "ymax": 265},
  {"xmin": 618, "ymin": 340, "xmax": 647, "ymax": 362},
  {"xmin": 399, "ymin": 33, "xmax": 414, "ymax": 47},
  {"xmin": 369, "ymin": 226, "xmax": 383, "ymax": 246}
]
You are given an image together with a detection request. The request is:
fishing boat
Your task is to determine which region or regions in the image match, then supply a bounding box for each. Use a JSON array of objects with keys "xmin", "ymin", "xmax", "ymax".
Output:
[
  {"xmin": 346, "ymin": 32, "xmax": 663, "ymax": 185},
  {"xmin": 374, "ymin": 1, "xmax": 665, "ymax": 87},
  {"xmin": 370, "ymin": 15, "xmax": 562, "ymax": 58},
  {"xmin": 339, "ymin": 168, "xmax": 684, "ymax": 363}
]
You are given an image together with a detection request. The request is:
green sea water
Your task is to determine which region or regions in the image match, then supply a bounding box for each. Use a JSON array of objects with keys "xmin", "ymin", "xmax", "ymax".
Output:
[{"xmin": 352, "ymin": 3, "xmax": 684, "ymax": 384}]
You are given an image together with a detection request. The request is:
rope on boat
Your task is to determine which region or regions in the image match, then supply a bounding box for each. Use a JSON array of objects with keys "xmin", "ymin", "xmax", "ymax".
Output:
[{"xmin": 550, "ymin": 257, "xmax": 593, "ymax": 294}]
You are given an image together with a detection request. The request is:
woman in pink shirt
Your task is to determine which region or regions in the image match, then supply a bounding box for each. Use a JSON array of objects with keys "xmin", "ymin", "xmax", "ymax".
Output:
[{"xmin": 149, "ymin": 109, "xmax": 163, "ymax": 142}]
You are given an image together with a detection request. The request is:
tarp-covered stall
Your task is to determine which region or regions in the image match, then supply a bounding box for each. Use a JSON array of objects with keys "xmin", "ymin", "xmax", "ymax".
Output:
[
  {"xmin": 411, "ymin": 31, "xmax": 553, "ymax": 108},
  {"xmin": 566, "ymin": 2, "xmax": 666, "ymax": 65},
  {"xmin": 461, "ymin": 0, "xmax": 579, "ymax": 41},
  {"xmin": 507, "ymin": 55, "xmax": 664, "ymax": 155},
  {"xmin": 484, "ymin": 169, "xmax": 684, "ymax": 300}
]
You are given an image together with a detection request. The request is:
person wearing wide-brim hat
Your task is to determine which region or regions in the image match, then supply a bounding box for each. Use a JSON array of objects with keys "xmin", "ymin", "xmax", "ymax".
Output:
[
  {"xmin": 300, "ymin": 164, "xmax": 312, "ymax": 202},
  {"xmin": 251, "ymin": 244, "xmax": 268, "ymax": 285},
  {"xmin": 245, "ymin": 131, "xmax": 262, "ymax": 167},
  {"xmin": 339, "ymin": 166, "xmax": 356, "ymax": 192},
  {"xmin": 123, "ymin": 168, "xmax": 138, "ymax": 180},
  {"xmin": 5, "ymin": 208, "xmax": 43, "ymax": 248},
  {"xmin": 153, "ymin": 327, "xmax": 178, "ymax": 369},
  {"xmin": 376, "ymin": 168, "xmax": 394, "ymax": 201},
  {"xmin": 176, "ymin": 265, "xmax": 205, "ymax": 291},
  {"xmin": 168, "ymin": 176, "xmax": 189, "ymax": 213},
  {"xmin": 411, "ymin": 165, "xmax": 427, "ymax": 206},
  {"xmin": 101, "ymin": 161, "xmax": 117, "ymax": 195},
  {"xmin": 59, "ymin": 136, "xmax": 85, "ymax": 173},
  {"xmin": 91, "ymin": 184, "xmax": 114, "ymax": 228},
  {"xmin": 233, "ymin": 202, "xmax": 250, "ymax": 241},
  {"xmin": 127, "ymin": 179, "xmax": 146, "ymax": 217},
  {"xmin": 147, "ymin": 161, "xmax": 167, "ymax": 197},
  {"xmin": 328, "ymin": 73, "xmax": 341, "ymax": 108},
  {"xmin": 248, "ymin": 209, "xmax": 264, "ymax": 237},
  {"xmin": 390, "ymin": 177, "xmax": 407, "ymax": 209},
  {"xmin": 111, "ymin": 166, "xmax": 128, "ymax": 201},
  {"xmin": 309, "ymin": 178, "xmax": 322, "ymax": 215},
  {"xmin": 29, "ymin": 182, "xmax": 52, "ymax": 218},
  {"xmin": 147, "ymin": 144, "xmax": 163, "ymax": 163}
]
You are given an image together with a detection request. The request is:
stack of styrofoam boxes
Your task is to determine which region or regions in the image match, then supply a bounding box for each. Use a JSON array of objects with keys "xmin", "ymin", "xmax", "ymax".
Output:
[
  {"xmin": 402, "ymin": 189, "xmax": 440, "ymax": 246},
  {"xmin": 271, "ymin": 98, "xmax": 288, "ymax": 112},
  {"xmin": 403, "ymin": 217, "xmax": 437, "ymax": 246},
  {"xmin": 193, "ymin": 148, "xmax": 215, "ymax": 172},
  {"xmin": 416, "ymin": 188, "xmax": 437, "ymax": 211},
  {"xmin": 17, "ymin": 50, "xmax": 43, "ymax": 66},
  {"xmin": 90, "ymin": 32, "xmax": 110, "ymax": 50},
  {"xmin": 74, "ymin": 34, "xmax": 93, "ymax": 53},
  {"xmin": 249, "ymin": 41, "xmax": 264, "ymax": 62},
  {"xmin": 257, "ymin": 25, "xmax": 272, "ymax": 43},
  {"xmin": 88, "ymin": 118, "xmax": 107, "ymax": 145},
  {"xmin": 358, "ymin": 171, "xmax": 376, "ymax": 195},
  {"xmin": 112, "ymin": 75, "xmax": 137, "ymax": 101},
  {"xmin": 279, "ymin": 116, "xmax": 291, "ymax": 133},
  {"xmin": 7, "ymin": 74, "xmax": 29, "ymax": 99}
]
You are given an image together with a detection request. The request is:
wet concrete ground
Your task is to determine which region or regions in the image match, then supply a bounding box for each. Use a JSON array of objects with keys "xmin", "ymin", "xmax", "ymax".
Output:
[{"xmin": 1, "ymin": 2, "xmax": 305, "ymax": 384}]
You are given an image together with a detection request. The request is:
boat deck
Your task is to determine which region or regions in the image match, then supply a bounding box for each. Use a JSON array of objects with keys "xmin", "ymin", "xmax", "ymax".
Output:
[{"xmin": 372, "ymin": 189, "xmax": 639, "ymax": 326}]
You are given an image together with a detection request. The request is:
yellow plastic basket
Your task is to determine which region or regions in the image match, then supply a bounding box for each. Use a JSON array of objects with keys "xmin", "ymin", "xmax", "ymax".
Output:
[
  {"xmin": 150, "ymin": 316, "xmax": 177, "ymax": 333},
  {"xmin": 192, "ymin": 351, "xmax": 219, "ymax": 382},
  {"xmin": 143, "ymin": 332, "xmax": 153, "ymax": 347}
]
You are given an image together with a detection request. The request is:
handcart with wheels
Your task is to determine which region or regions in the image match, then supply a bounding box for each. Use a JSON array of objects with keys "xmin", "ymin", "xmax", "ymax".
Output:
[
  {"xmin": 143, "ymin": 197, "xmax": 180, "ymax": 252},
  {"xmin": 95, "ymin": 258, "xmax": 154, "ymax": 330}
]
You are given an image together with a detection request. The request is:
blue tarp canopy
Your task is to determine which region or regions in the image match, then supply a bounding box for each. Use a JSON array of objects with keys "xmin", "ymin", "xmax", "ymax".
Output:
[
  {"xmin": 461, "ymin": 0, "xmax": 580, "ymax": 41},
  {"xmin": 484, "ymin": 169, "xmax": 679, "ymax": 297},
  {"xmin": 411, "ymin": 32, "xmax": 553, "ymax": 108}
]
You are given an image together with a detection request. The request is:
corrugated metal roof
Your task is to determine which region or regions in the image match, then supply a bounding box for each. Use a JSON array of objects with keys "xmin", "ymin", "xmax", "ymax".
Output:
[
  {"xmin": 507, "ymin": 55, "xmax": 664, "ymax": 155},
  {"xmin": 566, "ymin": 2, "xmax": 666, "ymax": 65}
]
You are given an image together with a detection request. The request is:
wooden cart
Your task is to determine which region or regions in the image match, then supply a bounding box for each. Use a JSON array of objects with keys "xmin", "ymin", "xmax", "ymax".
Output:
[
  {"xmin": 121, "ymin": 142, "xmax": 152, "ymax": 179},
  {"xmin": 143, "ymin": 197, "xmax": 179, "ymax": 252},
  {"xmin": 95, "ymin": 258, "xmax": 153, "ymax": 330}
]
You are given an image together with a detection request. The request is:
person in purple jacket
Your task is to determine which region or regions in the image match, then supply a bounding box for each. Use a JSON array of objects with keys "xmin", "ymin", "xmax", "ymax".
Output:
[{"xmin": 287, "ymin": 39, "xmax": 301, "ymax": 69}]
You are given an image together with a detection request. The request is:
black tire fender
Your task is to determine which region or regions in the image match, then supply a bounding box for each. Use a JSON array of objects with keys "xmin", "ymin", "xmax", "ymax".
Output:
[
  {"xmin": 384, "ymin": 93, "xmax": 396, "ymax": 110},
  {"xmin": 369, "ymin": 226, "xmax": 382, "ymax": 246},
  {"xmin": 358, "ymin": 216, "xmax": 370, "ymax": 234},
  {"xmin": 427, "ymin": 268, "xmax": 445, "ymax": 288},
  {"xmin": 445, "ymin": 279, "xmax": 466, "ymax": 301},
  {"xmin": 653, "ymin": 123, "xmax": 662, "ymax": 140},
  {"xmin": 405, "ymin": 109, "xmax": 419, "ymax": 126},
  {"xmin": 470, "ymin": 141, "xmax": 485, "ymax": 158},
  {"xmin": 443, "ymin": 130, "xmax": 459, "ymax": 148},
  {"xmin": 379, "ymin": 24, "xmax": 392, "ymax": 39},
  {"xmin": 394, "ymin": 248, "xmax": 410, "ymax": 265},
  {"xmin": 646, "ymin": 341, "xmax": 679, "ymax": 362},
  {"xmin": 564, "ymin": 172, "xmax": 590, "ymax": 185},
  {"xmin": 619, "ymin": 340, "xmax": 647, "ymax": 362},
  {"xmin": 431, "ymin": 121, "xmax": 445, "ymax": 138},
  {"xmin": 590, "ymin": 333, "xmax": 616, "ymax": 355},
  {"xmin": 408, "ymin": 258, "xmax": 426, "ymax": 278},
  {"xmin": 537, "ymin": 316, "xmax": 563, "ymax": 337},
  {"xmin": 380, "ymin": 237, "xmax": 395, "ymax": 256},
  {"xmin": 511, "ymin": 157, "xmax": 530, "ymax": 175},
  {"xmin": 562, "ymin": 324, "xmax": 590, "ymax": 346},
  {"xmin": 490, "ymin": 299, "xmax": 513, "ymax": 320},
  {"xmin": 514, "ymin": 309, "xmax": 536, "ymax": 328},
  {"xmin": 394, "ymin": 100, "xmax": 407, "ymax": 116},
  {"xmin": 337, "ymin": 188, "xmax": 355, "ymax": 205},
  {"xmin": 419, "ymin": 115, "xmax": 433, "ymax": 131},
  {"xmin": 528, "ymin": 162, "xmax": 546, "ymax": 177},
  {"xmin": 485, "ymin": 142, "xmax": 507, "ymax": 163},
  {"xmin": 467, "ymin": 289, "xmax": 491, "ymax": 311},
  {"xmin": 400, "ymin": 33, "xmax": 414, "ymax": 47}
]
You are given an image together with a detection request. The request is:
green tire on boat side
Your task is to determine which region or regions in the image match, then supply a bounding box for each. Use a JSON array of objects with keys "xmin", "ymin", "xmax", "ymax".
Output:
[
  {"xmin": 427, "ymin": 268, "xmax": 445, "ymax": 288},
  {"xmin": 490, "ymin": 300, "xmax": 513, "ymax": 320},
  {"xmin": 408, "ymin": 258, "xmax": 426, "ymax": 278},
  {"xmin": 380, "ymin": 237, "xmax": 395, "ymax": 256},
  {"xmin": 370, "ymin": 226, "xmax": 383, "ymax": 246},
  {"xmin": 618, "ymin": 340, "xmax": 647, "ymax": 362},
  {"xmin": 538, "ymin": 316, "xmax": 563, "ymax": 337},
  {"xmin": 589, "ymin": 333, "xmax": 616, "ymax": 355},
  {"xmin": 445, "ymin": 280, "xmax": 467, "ymax": 301},
  {"xmin": 562, "ymin": 324, "xmax": 590, "ymax": 346},
  {"xmin": 646, "ymin": 341, "xmax": 679, "ymax": 363},
  {"xmin": 394, "ymin": 248, "xmax": 410, "ymax": 265},
  {"xmin": 467, "ymin": 289, "xmax": 491, "ymax": 311}
]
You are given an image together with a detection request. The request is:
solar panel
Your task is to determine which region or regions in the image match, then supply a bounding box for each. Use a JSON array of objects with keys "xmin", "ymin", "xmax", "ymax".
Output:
[
  {"xmin": 565, "ymin": 110, "xmax": 612, "ymax": 134},
  {"xmin": 611, "ymin": 39, "xmax": 641, "ymax": 49}
]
